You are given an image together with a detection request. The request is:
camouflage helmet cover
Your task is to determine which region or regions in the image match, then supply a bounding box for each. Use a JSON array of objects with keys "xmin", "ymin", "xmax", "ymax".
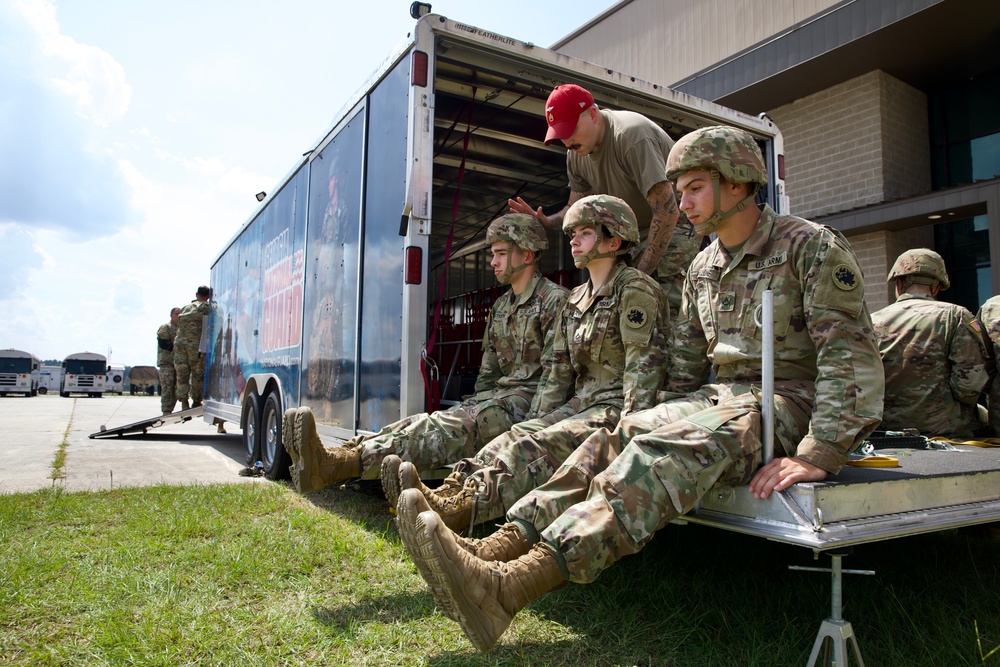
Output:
[
  {"xmin": 887, "ymin": 248, "xmax": 950, "ymax": 290},
  {"xmin": 561, "ymin": 194, "xmax": 640, "ymax": 245},
  {"xmin": 486, "ymin": 213, "xmax": 548, "ymax": 252},
  {"xmin": 665, "ymin": 125, "xmax": 768, "ymax": 186}
]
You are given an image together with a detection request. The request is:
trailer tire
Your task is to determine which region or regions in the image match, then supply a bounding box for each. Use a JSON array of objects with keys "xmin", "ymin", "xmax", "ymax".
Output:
[
  {"xmin": 260, "ymin": 392, "xmax": 290, "ymax": 480},
  {"xmin": 242, "ymin": 392, "xmax": 262, "ymax": 466},
  {"xmin": 38, "ymin": 387, "xmax": 47, "ymax": 395}
]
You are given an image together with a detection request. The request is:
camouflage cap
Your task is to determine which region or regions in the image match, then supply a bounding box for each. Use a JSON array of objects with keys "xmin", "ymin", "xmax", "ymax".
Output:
[
  {"xmin": 562, "ymin": 194, "xmax": 640, "ymax": 245},
  {"xmin": 486, "ymin": 213, "xmax": 548, "ymax": 252},
  {"xmin": 665, "ymin": 125, "xmax": 768, "ymax": 186},
  {"xmin": 887, "ymin": 248, "xmax": 950, "ymax": 290}
]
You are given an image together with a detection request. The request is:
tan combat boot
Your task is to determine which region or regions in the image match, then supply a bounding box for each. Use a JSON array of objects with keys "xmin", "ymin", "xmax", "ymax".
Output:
[
  {"xmin": 414, "ymin": 510, "xmax": 566, "ymax": 651},
  {"xmin": 398, "ymin": 462, "xmax": 466, "ymax": 500},
  {"xmin": 380, "ymin": 454, "xmax": 404, "ymax": 508},
  {"xmin": 283, "ymin": 407, "xmax": 362, "ymax": 493}
]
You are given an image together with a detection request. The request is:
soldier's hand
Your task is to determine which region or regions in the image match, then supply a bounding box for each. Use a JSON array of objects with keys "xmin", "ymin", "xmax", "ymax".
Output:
[
  {"xmin": 748, "ymin": 456, "xmax": 826, "ymax": 499},
  {"xmin": 508, "ymin": 197, "xmax": 551, "ymax": 228}
]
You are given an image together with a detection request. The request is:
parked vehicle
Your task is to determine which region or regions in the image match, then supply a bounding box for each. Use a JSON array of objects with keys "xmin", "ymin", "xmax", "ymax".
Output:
[
  {"xmin": 129, "ymin": 366, "xmax": 159, "ymax": 395},
  {"xmin": 38, "ymin": 364, "xmax": 61, "ymax": 395},
  {"xmin": 106, "ymin": 364, "xmax": 126, "ymax": 395},
  {"xmin": 60, "ymin": 352, "xmax": 108, "ymax": 398},
  {"xmin": 0, "ymin": 348, "xmax": 40, "ymax": 397}
]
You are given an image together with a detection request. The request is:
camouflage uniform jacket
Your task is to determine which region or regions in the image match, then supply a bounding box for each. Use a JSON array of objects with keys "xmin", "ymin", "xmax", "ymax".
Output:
[
  {"xmin": 872, "ymin": 293, "xmax": 988, "ymax": 437},
  {"xmin": 469, "ymin": 273, "xmax": 568, "ymax": 402},
  {"xmin": 175, "ymin": 299, "xmax": 211, "ymax": 347},
  {"xmin": 976, "ymin": 295, "xmax": 1000, "ymax": 436},
  {"xmin": 669, "ymin": 205, "xmax": 884, "ymax": 473},
  {"xmin": 531, "ymin": 262, "xmax": 669, "ymax": 418},
  {"xmin": 156, "ymin": 321, "xmax": 177, "ymax": 368}
]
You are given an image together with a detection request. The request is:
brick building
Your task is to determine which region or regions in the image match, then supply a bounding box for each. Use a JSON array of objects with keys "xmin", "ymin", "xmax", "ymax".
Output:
[{"xmin": 553, "ymin": 0, "xmax": 1000, "ymax": 313}]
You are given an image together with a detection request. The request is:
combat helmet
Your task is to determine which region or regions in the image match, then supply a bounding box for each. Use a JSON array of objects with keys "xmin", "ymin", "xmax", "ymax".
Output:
[
  {"xmin": 486, "ymin": 213, "xmax": 547, "ymax": 284},
  {"xmin": 665, "ymin": 125, "xmax": 768, "ymax": 235},
  {"xmin": 562, "ymin": 194, "xmax": 639, "ymax": 268},
  {"xmin": 887, "ymin": 248, "xmax": 950, "ymax": 290}
]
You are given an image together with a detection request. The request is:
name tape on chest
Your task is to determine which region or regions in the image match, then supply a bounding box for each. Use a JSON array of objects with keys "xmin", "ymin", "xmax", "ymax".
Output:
[{"xmin": 748, "ymin": 250, "xmax": 788, "ymax": 271}]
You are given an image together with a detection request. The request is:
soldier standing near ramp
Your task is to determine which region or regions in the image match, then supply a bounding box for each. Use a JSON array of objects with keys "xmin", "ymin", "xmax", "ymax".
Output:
[
  {"xmin": 976, "ymin": 295, "xmax": 1000, "ymax": 437},
  {"xmin": 174, "ymin": 285, "xmax": 212, "ymax": 410},
  {"xmin": 396, "ymin": 125, "xmax": 884, "ymax": 653},
  {"xmin": 872, "ymin": 249, "xmax": 989, "ymax": 438},
  {"xmin": 156, "ymin": 307, "xmax": 180, "ymax": 415},
  {"xmin": 281, "ymin": 214, "xmax": 568, "ymax": 496}
]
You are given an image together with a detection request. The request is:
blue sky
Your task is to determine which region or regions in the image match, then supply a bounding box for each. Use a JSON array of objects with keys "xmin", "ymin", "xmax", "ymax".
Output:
[{"xmin": 0, "ymin": 0, "xmax": 616, "ymax": 365}]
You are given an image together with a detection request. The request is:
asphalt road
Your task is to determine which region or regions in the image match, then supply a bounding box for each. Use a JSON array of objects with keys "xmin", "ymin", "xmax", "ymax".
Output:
[{"xmin": 0, "ymin": 393, "xmax": 259, "ymax": 495}]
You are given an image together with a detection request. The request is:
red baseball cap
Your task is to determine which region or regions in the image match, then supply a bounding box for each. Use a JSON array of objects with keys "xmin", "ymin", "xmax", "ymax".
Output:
[{"xmin": 543, "ymin": 84, "xmax": 594, "ymax": 145}]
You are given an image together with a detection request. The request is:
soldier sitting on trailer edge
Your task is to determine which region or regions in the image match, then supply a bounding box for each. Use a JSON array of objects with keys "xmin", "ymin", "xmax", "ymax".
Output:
[
  {"xmin": 395, "ymin": 125, "xmax": 885, "ymax": 652},
  {"xmin": 280, "ymin": 214, "xmax": 568, "ymax": 498}
]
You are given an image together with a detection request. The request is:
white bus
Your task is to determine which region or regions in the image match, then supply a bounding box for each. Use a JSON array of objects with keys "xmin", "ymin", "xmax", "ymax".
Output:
[
  {"xmin": 0, "ymin": 348, "xmax": 41, "ymax": 397},
  {"xmin": 60, "ymin": 352, "xmax": 108, "ymax": 398}
]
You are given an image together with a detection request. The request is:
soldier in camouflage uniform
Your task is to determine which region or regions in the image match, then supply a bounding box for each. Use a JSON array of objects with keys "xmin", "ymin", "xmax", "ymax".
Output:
[
  {"xmin": 394, "ymin": 194, "xmax": 669, "ymax": 534},
  {"xmin": 872, "ymin": 249, "xmax": 989, "ymax": 438},
  {"xmin": 282, "ymin": 214, "xmax": 568, "ymax": 495},
  {"xmin": 975, "ymin": 296, "xmax": 1000, "ymax": 436},
  {"xmin": 396, "ymin": 125, "xmax": 885, "ymax": 652},
  {"xmin": 174, "ymin": 286, "xmax": 212, "ymax": 410},
  {"xmin": 157, "ymin": 307, "xmax": 180, "ymax": 415}
]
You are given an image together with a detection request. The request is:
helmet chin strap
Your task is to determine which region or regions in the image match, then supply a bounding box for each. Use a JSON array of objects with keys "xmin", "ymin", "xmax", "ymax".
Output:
[
  {"xmin": 572, "ymin": 226, "xmax": 619, "ymax": 268},
  {"xmin": 692, "ymin": 170, "xmax": 760, "ymax": 236},
  {"xmin": 497, "ymin": 241, "xmax": 532, "ymax": 284}
]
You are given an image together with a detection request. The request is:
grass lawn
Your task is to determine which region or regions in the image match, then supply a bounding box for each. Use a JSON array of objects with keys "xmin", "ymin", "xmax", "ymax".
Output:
[{"xmin": 1, "ymin": 482, "xmax": 998, "ymax": 666}]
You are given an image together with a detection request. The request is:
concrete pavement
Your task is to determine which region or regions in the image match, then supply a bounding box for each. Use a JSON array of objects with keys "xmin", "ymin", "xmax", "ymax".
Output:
[{"xmin": 0, "ymin": 393, "xmax": 261, "ymax": 494}]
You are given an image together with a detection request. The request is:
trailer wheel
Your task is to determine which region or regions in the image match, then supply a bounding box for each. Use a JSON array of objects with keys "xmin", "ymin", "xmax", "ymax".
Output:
[
  {"xmin": 242, "ymin": 392, "xmax": 262, "ymax": 466},
  {"xmin": 38, "ymin": 387, "xmax": 47, "ymax": 395},
  {"xmin": 260, "ymin": 392, "xmax": 290, "ymax": 480}
]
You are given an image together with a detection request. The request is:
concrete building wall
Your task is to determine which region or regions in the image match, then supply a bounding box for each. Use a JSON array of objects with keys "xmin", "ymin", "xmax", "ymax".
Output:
[
  {"xmin": 553, "ymin": 0, "xmax": 842, "ymax": 90},
  {"xmin": 767, "ymin": 70, "xmax": 931, "ymax": 223}
]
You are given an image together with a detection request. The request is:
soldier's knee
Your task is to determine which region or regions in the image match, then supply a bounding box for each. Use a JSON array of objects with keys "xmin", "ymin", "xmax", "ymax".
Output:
[{"xmin": 475, "ymin": 405, "xmax": 515, "ymax": 442}]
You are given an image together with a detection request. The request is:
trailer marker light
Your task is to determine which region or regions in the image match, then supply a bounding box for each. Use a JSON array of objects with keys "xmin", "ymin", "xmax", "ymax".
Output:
[
  {"xmin": 412, "ymin": 51, "xmax": 428, "ymax": 88},
  {"xmin": 405, "ymin": 246, "xmax": 422, "ymax": 284}
]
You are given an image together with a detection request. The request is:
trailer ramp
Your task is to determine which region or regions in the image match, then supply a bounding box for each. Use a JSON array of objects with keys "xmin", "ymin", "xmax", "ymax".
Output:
[{"xmin": 89, "ymin": 407, "xmax": 204, "ymax": 439}]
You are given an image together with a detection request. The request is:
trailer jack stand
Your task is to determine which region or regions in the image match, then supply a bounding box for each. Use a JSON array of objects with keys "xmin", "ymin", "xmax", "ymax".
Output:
[{"xmin": 790, "ymin": 552, "xmax": 875, "ymax": 666}]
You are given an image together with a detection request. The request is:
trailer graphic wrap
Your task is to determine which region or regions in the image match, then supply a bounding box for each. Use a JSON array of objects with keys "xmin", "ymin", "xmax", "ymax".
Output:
[
  {"xmin": 301, "ymin": 112, "xmax": 364, "ymax": 429},
  {"xmin": 358, "ymin": 57, "xmax": 409, "ymax": 432},
  {"xmin": 208, "ymin": 168, "xmax": 307, "ymax": 407}
]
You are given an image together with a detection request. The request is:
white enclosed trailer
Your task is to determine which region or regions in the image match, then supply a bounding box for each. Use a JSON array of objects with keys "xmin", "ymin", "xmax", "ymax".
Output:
[{"xmin": 199, "ymin": 12, "xmax": 788, "ymax": 479}]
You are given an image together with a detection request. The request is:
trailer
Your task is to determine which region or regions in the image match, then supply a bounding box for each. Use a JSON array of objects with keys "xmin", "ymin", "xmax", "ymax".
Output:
[
  {"xmin": 106, "ymin": 364, "xmax": 126, "ymax": 395},
  {"xmin": 199, "ymin": 11, "xmax": 789, "ymax": 480},
  {"xmin": 38, "ymin": 364, "xmax": 61, "ymax": 394},
  {"xmin": 129, "ymin": 365, "xmax": 159, "ymax": 395},
  {"xmin": 0, "ymin": 348, "xmax": 40, "ymax": 397}
]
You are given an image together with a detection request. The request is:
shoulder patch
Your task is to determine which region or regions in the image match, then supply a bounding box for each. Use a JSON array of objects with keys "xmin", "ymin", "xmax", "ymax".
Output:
[
  {"xmin": 968, "ymin": 318, "xmax": 983, "ymax": 335},
  {"xmin": 619, "ymin": 288, "xmax": 658, "ymax": 347},
  {"xmin": 625, "ymin": 306, "xmax": 648, "ymax": 329},
  {"xmin": 832, "ymin": 264, "xmax": 859, "ymax": 291}
]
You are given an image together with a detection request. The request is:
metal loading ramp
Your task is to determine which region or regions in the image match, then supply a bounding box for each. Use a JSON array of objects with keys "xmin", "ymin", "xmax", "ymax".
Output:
[{"xmin": 89, "ymin": 406, "xmax": 204, "ymax": 439}]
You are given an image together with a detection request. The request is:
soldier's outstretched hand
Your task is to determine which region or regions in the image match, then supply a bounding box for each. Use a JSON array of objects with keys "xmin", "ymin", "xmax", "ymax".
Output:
[
  {"xmin": 508, "ymin": 197, "xmax": 551, "ymax": 227},
  {"xmin": 748, "ymin": 456, "xmax": 826, "ymax": 499}
]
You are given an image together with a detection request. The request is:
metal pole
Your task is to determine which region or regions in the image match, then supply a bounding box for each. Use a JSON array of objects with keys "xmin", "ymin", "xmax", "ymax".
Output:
[{"xmin": 761, "ymin": 290, "xmax": 775, "ymax": 464}]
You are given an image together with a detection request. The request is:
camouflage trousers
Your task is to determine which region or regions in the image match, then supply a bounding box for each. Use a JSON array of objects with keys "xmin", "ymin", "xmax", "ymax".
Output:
[
  {"xmin": 353, "ymin": 393, "xmax": 532, "ymax": 480},
  {"xmin": 508, "ymin": 384, "xmax": 811, "ymax": 584},
  {"xmin": 174, "ymin": 342, "xmax": 205, "ymax": 405},
  {"xmin": 450, "ymin": 400, "xmax": 621, "ymax": 525},
  {"xmin": 158, "ymin": 365, "xmax": 176, "ymax": 413}
]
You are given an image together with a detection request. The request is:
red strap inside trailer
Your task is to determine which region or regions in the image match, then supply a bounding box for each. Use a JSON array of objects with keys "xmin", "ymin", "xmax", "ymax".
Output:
[{"xmin": 422, "ymin": 85, "xmax": 477, "ymax": 413}]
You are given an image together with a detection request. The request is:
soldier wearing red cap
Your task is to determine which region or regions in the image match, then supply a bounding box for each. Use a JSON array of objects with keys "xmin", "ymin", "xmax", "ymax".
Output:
[{"xmin": 509, "ymin": 83, "xmax": 699, "ymax": 319}]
